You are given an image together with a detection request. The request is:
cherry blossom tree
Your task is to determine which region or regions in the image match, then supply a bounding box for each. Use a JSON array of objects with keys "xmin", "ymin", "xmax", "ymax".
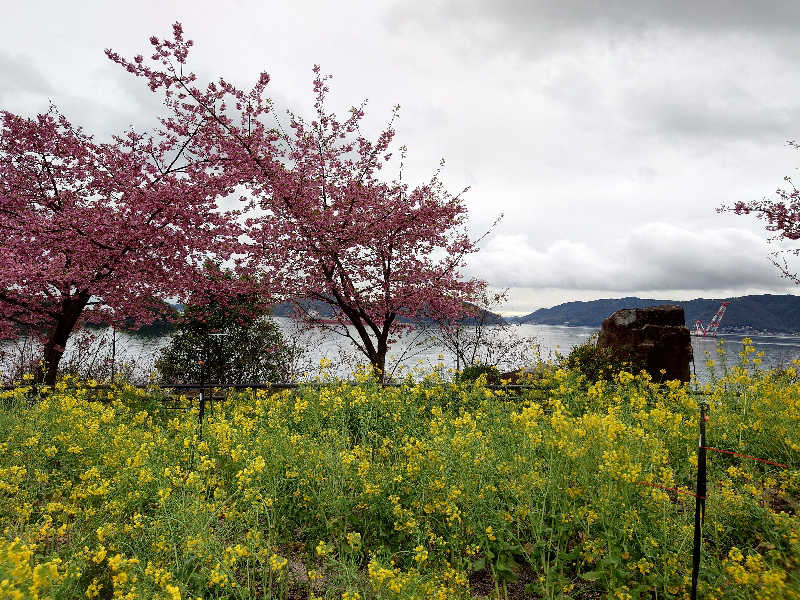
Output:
[
  {"xmin": 0, "ymin": 107, "xmax": 238, "ymax": 384},
  {"xmin": 109, "ymin": 23, "xmax": 488, "ymax": 377},
  {"xmin": 722, "ymin": 141, "xmax": 800, "ymax": 284}
]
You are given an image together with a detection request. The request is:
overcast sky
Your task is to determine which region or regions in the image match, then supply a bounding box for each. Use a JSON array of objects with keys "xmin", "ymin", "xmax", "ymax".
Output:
[{"xmin": 3, "ymin": 0, "xmax": 800, "ymax": 314}]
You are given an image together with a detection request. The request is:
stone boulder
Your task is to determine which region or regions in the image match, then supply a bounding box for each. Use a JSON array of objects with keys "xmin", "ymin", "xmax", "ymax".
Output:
[{"xmin": 597, "ymin": 304, "xmax": 692, "ymax": 382}]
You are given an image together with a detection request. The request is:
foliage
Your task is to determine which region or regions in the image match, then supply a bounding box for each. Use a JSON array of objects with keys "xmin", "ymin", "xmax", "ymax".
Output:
[
  {"xmin": 0, "ymin": 106, "xmax": 238, "ymax": 384},
  {"xmin": 455, "ymin": 362, "xmax": 500, "ymax": 383},
  {"xmin": 53, "ymin": 328, "xmax": 122, "ymax": 383},
  {"xmin": 721, "ymin": 140, "xmax": 800, "ymax": 284},
  {"xmin": 107, "ymin": 23, "xmax": 488, "ymax": 377},
  {"xmin": 559, "ymin": 331, "xmax": 640, "ymax": 384},
  {"xmin": 0, "ymin": 336, "xmax": 41, "ymax": 385},
  {"xmin": 431, "ymin": 291, "xmax": 540, "ymax": 374},
  {"xmin": 155, "ymin": 301, "xmax": 294, "ymax": 385},
  {"xmin": 1, "ymin": 340, "xmax": 799, "ymax": 599}
]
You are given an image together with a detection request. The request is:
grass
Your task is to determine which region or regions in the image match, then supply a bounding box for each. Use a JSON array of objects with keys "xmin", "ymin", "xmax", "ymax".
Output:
[{"xmin": 0, "ymin": 339, "xmax": 799, "ymax": 599}]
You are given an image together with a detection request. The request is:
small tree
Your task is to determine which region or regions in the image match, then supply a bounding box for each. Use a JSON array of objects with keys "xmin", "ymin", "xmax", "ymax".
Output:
[
  {"xmin": 722, "ymin": 140, "xmax": 800, "ymax": 283},
  {"xmin": 0, "ymin": 107, "xmax": 237, "ymax": 384},
  {"xmin": 108, "ymin": 23, "xmax": 489, "ymax": 378},
  {"xmin": 430, "ymin": 291, "xmax": 539, "ymax": 374},
  {"xmin": 558, "ymin": 332, "xmax": 632, "ymax": 384},
  {"xmin": 155, "ymin": 302, "xmax": 293, "ymax": 385}
]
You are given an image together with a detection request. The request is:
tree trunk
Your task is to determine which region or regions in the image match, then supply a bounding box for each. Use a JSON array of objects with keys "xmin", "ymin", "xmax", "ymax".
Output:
[
  {"xmin": 36, "ymin": 293, "xmax": 90, "ymax": 386},
  {"xmin": 351, "ymin": 327, "xmax": 386, "ymax": 382},
  {"xmin": 374, "ymin": 344, "xmax": 387, "ymax": 382},
  {"xmin": 372, "ymin": 337, "xmax": 389, "ymax": 383},
  {"xmin": 356, "ymin": 338, "xmax": 385, "ymax": 382}
]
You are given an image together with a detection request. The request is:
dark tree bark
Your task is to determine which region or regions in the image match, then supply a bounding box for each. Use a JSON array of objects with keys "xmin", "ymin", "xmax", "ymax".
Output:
[{"xmin": 36, "ymin": 292, "xmax": 91, "ymax": 386}]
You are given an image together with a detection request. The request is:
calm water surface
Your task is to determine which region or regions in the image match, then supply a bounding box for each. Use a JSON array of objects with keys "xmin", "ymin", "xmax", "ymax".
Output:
[{"xmin": 3, "ymin": 320, "xmax": 798, "ymax": 383}]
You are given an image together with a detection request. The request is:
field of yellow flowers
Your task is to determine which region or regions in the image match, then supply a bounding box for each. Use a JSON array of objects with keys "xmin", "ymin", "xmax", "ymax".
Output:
[{"xmin": 1, "ymin": 345, "xmax": 799, "ymax": 599}]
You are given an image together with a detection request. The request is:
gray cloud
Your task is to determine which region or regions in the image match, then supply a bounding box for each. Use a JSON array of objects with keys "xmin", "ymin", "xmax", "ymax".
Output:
[
  {"xmin": 0, "ymin": 51, "xmax": 54, "ymax": 104},
  {"xmin": 390, "ymin": 1, "xmax": 800, "ymax": 147},
  {"xmin": 0, "ymin": 49, "xmax": 164, "ymax": 140},
  {"xmin": 391, "ymin": 1, "xmax": 800, "ymax": 43},
  {"xmin": 2, "ymin": 2, "xmax": 799, "ymax": 315},
  {"xmin": 629, "ymin": 87, "xmax": 800, "ymax": 142},
  {"xmin": 469, "ymin": 223, "xmax": 789, "ymax": 291}
]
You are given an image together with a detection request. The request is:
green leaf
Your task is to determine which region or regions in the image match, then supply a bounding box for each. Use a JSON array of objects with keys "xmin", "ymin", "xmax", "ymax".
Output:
[{"xmin": 495, "ymin": 554, "xmax": 519, "ymax": 582}]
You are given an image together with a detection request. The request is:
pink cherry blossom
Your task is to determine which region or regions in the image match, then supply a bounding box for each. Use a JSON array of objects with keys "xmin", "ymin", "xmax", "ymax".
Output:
[
  {"xmin": 0, "ymin": 106, "xmax": 240, "ymax": 384},
  {"xmin": 109, "ymin": 23, "xmax": 489, "ymax": 377}
]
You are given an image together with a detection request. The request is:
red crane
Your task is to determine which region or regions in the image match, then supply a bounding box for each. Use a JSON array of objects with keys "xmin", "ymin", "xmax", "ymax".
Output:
[{"xmin": 693, "ymin": 301, "xmax": 730, "ymax": 337}]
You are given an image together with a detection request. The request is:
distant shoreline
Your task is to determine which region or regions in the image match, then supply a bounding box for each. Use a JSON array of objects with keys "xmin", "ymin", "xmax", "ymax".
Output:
[
  {"xmin": 81, "ymin": 321, "xmax": 800, "ymax": 340},
  {"xmin": 508, "ymin": 294, "xmax": 800, "ymax": 335}
]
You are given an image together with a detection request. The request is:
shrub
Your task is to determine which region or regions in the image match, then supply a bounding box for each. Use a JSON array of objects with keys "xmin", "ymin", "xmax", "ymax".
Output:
[
  {"xmin": 560, "ymin": 331, "xmax": 638, "ymax": 383},
  {"xmin": 1, "ymin": 357, "xmax": 799, "ymax": 599},
  {"xmin": 155, "ymin": 302, "xmax": 295, "ymax": 385},
  {"xmin": 456, "ymin": 362, "xmax": 500, "ymax": 383}
]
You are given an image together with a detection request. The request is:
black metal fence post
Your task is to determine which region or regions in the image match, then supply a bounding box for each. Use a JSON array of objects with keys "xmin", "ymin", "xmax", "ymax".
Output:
[
  {"xmin": 198, "ymin": 358, "xmax": 205, "ymax": 437},
  {"xmin": 691, "ymin": 401, "xmax": 708, "ymax": 599}
]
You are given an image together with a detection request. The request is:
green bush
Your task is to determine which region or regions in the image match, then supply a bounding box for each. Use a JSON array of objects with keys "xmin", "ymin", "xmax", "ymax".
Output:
[
  {"xmin": 455, "ymin": 362, "xmax": 500, "ymax": 383},
  {"xmin": 155, "ymin": 301, "xmax": 295, "ymax": 385},
  {"xmin": 560, "ymin": 332, "xmax": 639, "ymax": 383}
]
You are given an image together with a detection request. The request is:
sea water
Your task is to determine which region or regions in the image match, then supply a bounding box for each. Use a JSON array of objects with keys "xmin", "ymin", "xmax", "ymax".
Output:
[{"xmin": 2, "ymin": 319, "xmax": 797, "ymax": 384}]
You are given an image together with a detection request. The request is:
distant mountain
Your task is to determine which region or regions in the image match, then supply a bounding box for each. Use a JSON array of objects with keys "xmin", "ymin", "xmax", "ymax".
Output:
[
  {"xmin": 461, "ymin": 302, "xmax": 506, "ymax": 326},
  {"xmin": 272, "ymin": 299, "xmax": 505, "ymax": 325},
  {"xmin": 271, "ymin": 299, "xmax": 336, "ymax": 319},
  {"xmin": 508, "ymin": 294, "xmax": 800, "ymax": 334}
]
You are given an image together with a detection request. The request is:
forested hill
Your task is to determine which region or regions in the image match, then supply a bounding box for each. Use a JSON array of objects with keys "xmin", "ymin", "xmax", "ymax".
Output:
[
  {"xmin": 508, "ymin": 294, "xmax": 800, "ymax": 334},
  {"xmin": 272, "ymin": 299, "xmax": 505, "ymax": 325}
]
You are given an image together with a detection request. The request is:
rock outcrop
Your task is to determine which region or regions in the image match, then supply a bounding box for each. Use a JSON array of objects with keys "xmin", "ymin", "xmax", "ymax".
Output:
[{"xmin": 597, "ymin": 304, "xmax": 692, "ymax": 382}]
